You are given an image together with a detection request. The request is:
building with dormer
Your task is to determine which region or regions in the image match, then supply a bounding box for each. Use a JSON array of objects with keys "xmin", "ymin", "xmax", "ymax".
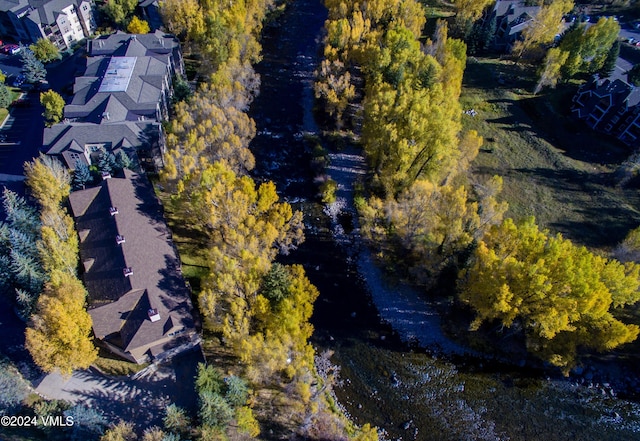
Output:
[
  {"xmin": 68, "ymin": 169, "xmax": 197, "ymax": 363},
  {"xmin": 43, "ymin": 31, "xmax": 183, "ymax": 171},
  {"xmin": 0, "ymin": 0, "xmax": 95, "ymax": 50}
]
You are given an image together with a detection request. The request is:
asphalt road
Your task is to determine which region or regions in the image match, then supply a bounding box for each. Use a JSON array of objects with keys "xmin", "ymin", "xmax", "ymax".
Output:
[{"xmin": 0, "ymin": 50, "xmax": 84, "ymax": 195}]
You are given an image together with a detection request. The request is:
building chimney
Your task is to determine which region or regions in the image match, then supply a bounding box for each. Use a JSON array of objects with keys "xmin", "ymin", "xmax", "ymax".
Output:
[
  {"xmin": 123, "ymin": 267, "xmax": 133, "ymax": 277},
  {"xmin": 83, "ymin": 258, "xmax": 95, "ymax": 272},
  {"xmin": 148, "ymin": 308, "xmax": 160, "ymax": 322},
  {"xmin": 116, "ymin": 235, "xmax": 125, "ymax": 245}
]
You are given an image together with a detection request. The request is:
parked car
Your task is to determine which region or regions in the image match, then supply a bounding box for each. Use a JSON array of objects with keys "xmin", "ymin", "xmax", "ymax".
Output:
[
  {"xmin": 12, "ymin": 73, "xmax": 25, "ymax": 87},
  {"xmin": 4, "ymin": 44, "xmax": 20, "ymax": 55}
]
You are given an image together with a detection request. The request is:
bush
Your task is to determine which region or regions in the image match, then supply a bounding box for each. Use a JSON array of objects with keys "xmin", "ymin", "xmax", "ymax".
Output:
[{"xmin": 319, "ymin": 177, "xmax": 338, "ymax": 204}]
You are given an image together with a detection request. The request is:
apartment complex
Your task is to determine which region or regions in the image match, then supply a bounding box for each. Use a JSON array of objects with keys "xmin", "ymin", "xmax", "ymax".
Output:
[
  {"xmin": 69, "ymin": 169, "xmax": 197, "ymax": 363},
  {"xmin": 0, "ymin": 0, "xmax": 95, "ymax": 50},
  {"xmin": 43, "ymin": 31, "xmax": 183, "ymax": 171}
]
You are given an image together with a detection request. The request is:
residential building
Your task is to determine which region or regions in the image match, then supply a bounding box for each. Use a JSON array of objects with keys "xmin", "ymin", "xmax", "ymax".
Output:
[
  {"xmin": 43, "ymin": 120, "xmax": 163, "ymax": 170},
  {"xmin": 66, "ymin": 31, "xmax": 183, "ymax": 124},
  {"xmin": 68, "ymin": 169, "xmax": 197, "ymax": 363},
  {"xmin": 0, "ymin": 0, "xmax": 95, "ymax": 50},
  {"xmin": 571, "ymin": 77, "xmax": 640, "ymax": 148},
  {"xmin": 44, "ymin": 31, "xmax": 184, "ymax": 171},
  {"xmin": 493, "ymin": 0, "xmax": 541, "ymax": 50}
]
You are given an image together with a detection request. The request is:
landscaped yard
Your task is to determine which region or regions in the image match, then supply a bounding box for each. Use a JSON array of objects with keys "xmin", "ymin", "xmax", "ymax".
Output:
[{"xmin": 463, "ymin": 57, "xmax": 640, "ymax": 250}]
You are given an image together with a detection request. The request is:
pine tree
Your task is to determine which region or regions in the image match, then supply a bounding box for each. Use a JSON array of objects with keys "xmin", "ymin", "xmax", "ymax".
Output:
[
  {"xmin": 21, "ymin": 49, "xmax": 46, "ymax": 84},
  {"xmin": 599, "ymin": 40, "xmax": 620, "ymax": 79},
  {"xmin": 115, "ymin": 150, "xmax": 132, "ymax": 171},
  {"xmin": 73, "ymin": 161, "xmax": 92, "ymax": 190}
]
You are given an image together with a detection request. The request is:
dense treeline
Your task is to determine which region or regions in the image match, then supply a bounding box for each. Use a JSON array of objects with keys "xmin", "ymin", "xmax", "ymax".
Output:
[
  {"xmin": 0, "ymin": 155, "xmax": 96, "ymax": 375},
  {"xmin": 316, "ymin": 0, "xmax": 640, "ymax": 370},
  {"xmin": 159, "ymin": 0, "xmax": 372, "ymax": 438}
]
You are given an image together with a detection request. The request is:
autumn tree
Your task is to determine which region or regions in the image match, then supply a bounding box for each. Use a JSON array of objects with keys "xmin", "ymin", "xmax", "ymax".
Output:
[
  {"xmin": 459, "ymin": 217, "xmax": 640, "ymax": 371},
  {"xmin": 534, "ymin": 47, "xmax": 569, "ymax": 94},
  {"xmin": 614, "ymin": 226, "xmax": 640, "ymax": 263},
  {"xmin": 454, "ymin": 0, "xmax": 494, "ymax": 33},
  {"xmin": 100, "ymin": 421, "xmax": 137, "ymax": 441},
  {"xmin": 558, "ymin": 17, "xmax": 620, "ymax": 79},
  {"xmin": 24, "ymin": 154, "xmax": 70, "ymax": 211},
  {"xmin": 40, "ymin": 91, "xmax": 65, "ymax": 127},
  {"xmin": 512, "ymin": 0, "xmax": 573, "ymax": 62},
  {"xmin": 127, "ymin": 16, "xmax": 150, "ymax": 34},
  {"xmin": 159, "ymin": 0, "xmax": 204, "ymax": 42},
  {"xmin": 192, "ymin": 161, "xmax": 304, "ymax": 338},
  {"xmin": 314, "ymin": 59, "xmax": 355, "ymax": 128},
  {"xmin": 102, "ymin": 0, "xmax": 137, "ymax": 27},
  {"xmin": 29, "ymin": 38, "xmax": 60, "ymax": 63},
  {"xmin": 25, "ymin": 271, "xmax": 97, "ymax": 375}
]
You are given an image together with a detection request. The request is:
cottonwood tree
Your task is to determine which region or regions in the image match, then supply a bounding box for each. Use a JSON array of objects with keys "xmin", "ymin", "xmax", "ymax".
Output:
[
  {"xmin": 459, "ymin": 217, "xmax": 640, "ymax": 371},
  {"xmin": 40, "ymin": 91, "xmax": 65, "ymax": 126},
  {"xmin": 558, "ymin": 17, "xmax": 619, "ymax": 79},
  {"xmin": 535, "ymin": 47, "xmax": 569, "ymax": 94},
  {"xmin": 512, "ymin": 0, "xmax": 573, "ymax": 62},
  {"xmin": 25, "ymin": 271, "xmax": 97, "ymax": 375},
  {"xmin": 194, "ymin": 161, "xmax": 304, "ymax": 337},
  {"xmin": 127, "ymin": 16, "xmax": 150, "ymax": 34},
  {"xmin": 24, "ymin": 154, "xmax": 70, "ymax": 210},
  {"xmin": 29, "ymin": 38, "xmax": 60, "ymax": 63},
  {"xmin": 102, "ymin": 0, "xmax": 137, "ymax": 27}
]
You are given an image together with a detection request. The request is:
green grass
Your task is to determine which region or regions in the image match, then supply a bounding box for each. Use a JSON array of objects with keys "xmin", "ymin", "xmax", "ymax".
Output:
[
  {"xmin": 154, "ymin": 188, "xmax": 210, "ymax": 293},
  {"xmin": 463, "ymin": 57, "xmax": 640, "ymax": 250}
]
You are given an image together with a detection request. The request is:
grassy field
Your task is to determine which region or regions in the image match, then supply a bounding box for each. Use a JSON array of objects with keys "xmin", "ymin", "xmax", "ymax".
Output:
[{"xmin": 462, "ymin": 57, "xmax": 640, "ymax": 250}]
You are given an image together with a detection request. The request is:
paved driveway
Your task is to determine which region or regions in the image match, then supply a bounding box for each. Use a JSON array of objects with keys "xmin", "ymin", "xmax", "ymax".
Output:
[
  {"xmin": 0, "ymin": 91, "xmax": 44, "ymax": 195},
  {"xmin": 34, "ymin": 347, "xmax": 203, "ymax": 428}
]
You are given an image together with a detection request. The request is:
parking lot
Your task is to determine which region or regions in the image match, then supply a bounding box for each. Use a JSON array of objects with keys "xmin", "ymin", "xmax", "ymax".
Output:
[{"xmin": 0, "ymin": 90, "xmax": 44, "ymax": 180}]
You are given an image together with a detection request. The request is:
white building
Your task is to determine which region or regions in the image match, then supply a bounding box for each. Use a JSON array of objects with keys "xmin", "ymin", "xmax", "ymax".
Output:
[{"xmin": 0, "ymin": 0, "xmax": 95, "ymax": 50}]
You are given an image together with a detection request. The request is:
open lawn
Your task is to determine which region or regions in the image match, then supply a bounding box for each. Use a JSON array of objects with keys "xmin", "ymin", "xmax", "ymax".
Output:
[{"xmin": 463, "ymin": 57, "xmax": 640, "ymax": 250}]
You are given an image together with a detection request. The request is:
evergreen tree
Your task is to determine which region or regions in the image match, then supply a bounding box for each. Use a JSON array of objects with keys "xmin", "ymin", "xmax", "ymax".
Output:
[
  {"xmin": 97, "ymin": 148, "xmax": 118, "ymax": 174},
  {"xmin": 115, "ymin": 150, "xmax": 132, "ymax": 171},
  {"xmin": 0, "ymin": 83, "xmax": 11, "ymax": 109},
  {"xmin": 21, "ymin": 49, "xmax": 46, "ymax": 84},
  {"xmin": 628, "ymin": 64, "xmax": 640, "ymax": 86},
  {"xmin": 73, "ymin": 161, "xmax": 92, "ymax": 190},
  {"xmin": 599, "ymin": 40, "xmax": 620, "ymax": 79}
]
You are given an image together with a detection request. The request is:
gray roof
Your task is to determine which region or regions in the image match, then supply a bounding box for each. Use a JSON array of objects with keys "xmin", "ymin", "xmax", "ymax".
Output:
[
  {"xmin": 27, "ymin": 0, "xmax": 83, "ymax": 25},
  {"xmin": 43, "ymin": 120, "xmax": 160, "ymax": 165},
  {"xmin": 65, "ymin": 53, "xmax": 169, "ymax": 123},
  {"xmin": 88, "ymin": 30, "xmax": 179, "ymax": 57},
  {"xmin": 69, "ymin": 170, "xmax": 195, "ymax": 354},
  {"xmin": 0, "ymin": 0, "xmax": 29, "ymax": 14}
]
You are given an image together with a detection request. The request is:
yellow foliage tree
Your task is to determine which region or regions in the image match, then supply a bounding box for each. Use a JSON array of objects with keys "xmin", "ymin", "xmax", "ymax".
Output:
[
  {"xmin": 127, "ymin": 16, "xmax": 150, "ymax": 34},
  {"xmin": 25, "ymin": 271, "xmax": 97, "ymax": 375},
  {"xmin": 512, "ymin": 0, "xmax": 573, "ymax": 61},
  {"xmin": 459, "ymin": 217, "xmax": 640, "ymax": 370}
]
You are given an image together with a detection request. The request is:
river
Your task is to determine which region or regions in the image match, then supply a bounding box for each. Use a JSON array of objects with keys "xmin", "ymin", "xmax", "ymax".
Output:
[{"xmin": 248, "ymin": 0, "xmax": 640, "ymax": 440}]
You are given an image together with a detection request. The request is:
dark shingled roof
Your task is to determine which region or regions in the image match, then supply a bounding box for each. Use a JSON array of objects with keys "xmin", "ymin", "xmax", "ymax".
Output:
[{"xmin": 69, "ymin": 170, "xmax": 195, "ymax": 357}]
